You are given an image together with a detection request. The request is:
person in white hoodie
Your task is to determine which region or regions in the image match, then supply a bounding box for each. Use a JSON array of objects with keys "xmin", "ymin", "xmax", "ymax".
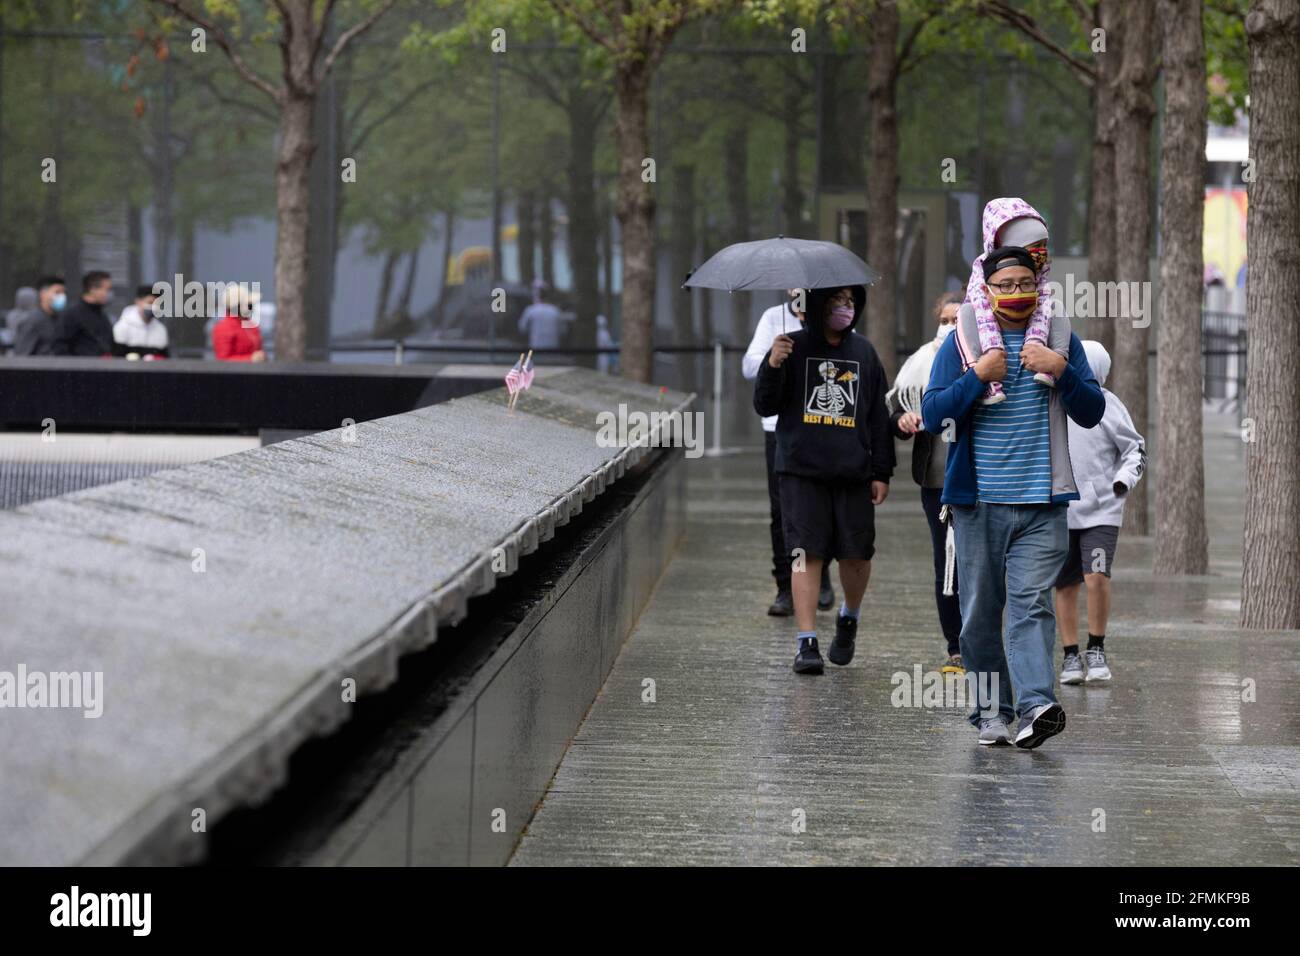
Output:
[
  {"xmin": 743, "ymin": 290, "xmax": 834, "ymax": 617},
  {"xmin": 113, "ymin": 284, "xmax": 170, "ymax": 357},
  {"xmin": 1053, "ymin": 340, "xmax": 1145, "ymax": 684}
]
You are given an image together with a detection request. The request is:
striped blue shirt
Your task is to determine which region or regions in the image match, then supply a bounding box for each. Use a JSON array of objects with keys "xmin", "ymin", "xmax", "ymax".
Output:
[{"xmin": 971, "ymin": 329, "xmax": 1052, "ymax": 503}]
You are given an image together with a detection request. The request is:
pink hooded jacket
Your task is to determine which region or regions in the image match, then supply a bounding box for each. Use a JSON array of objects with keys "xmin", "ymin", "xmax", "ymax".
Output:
[{"xmin": 963, "ymin": 197, "xmax": 1054, "ymax": 347}]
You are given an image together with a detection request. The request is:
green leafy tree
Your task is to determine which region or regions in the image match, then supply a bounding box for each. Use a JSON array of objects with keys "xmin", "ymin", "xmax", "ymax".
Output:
[{"xmin": 145, "ymin": 0, "xmax": 405, "ymax": 361}]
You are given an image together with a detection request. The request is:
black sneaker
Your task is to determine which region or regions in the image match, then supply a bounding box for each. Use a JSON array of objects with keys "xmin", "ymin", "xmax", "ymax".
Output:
[
  {"xmin": 793, "ymin": 639, "xmax": 824, "ymax": 675},
  {"xmin": 767, "ymin": 589, "xmax": 794, "ymax": 616},
  {"xmin": 827, "ymin": 614, "xmax": 857, "ymax": 666},
  {"xmin": 818, "ymin": 576, "xmax": 836, "ymax": 611},
  {"xmin": 1013, "ymin": 703, "xmax": 1066, "ymax": 749}
]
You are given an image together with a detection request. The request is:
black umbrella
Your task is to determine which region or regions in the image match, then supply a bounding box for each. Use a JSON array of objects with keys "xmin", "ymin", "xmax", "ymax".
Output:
[{"xmin": 682, "ymin": 235, "xmax": 880, "ymax": 293}]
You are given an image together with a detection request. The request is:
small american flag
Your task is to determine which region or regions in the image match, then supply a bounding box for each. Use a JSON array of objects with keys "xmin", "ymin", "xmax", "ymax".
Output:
[
  {"xmin": 505, "ymin": 353, "xmax": 524, "ymax": 396},
  {"xmin": 519, "ymin": 351, "xmax": 535, "ymax": 391}
]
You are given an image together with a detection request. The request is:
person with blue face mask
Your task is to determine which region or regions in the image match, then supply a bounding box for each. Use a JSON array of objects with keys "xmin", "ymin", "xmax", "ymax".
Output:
[{"xmin": 13, "ymin": 276, "xmax": 67, "ymax": 356}]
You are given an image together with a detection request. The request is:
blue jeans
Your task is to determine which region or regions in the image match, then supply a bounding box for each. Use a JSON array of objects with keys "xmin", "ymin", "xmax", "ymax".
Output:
[{"xmin": 951, "ymin": 502, "xmax": 1069, "ymax": 726}]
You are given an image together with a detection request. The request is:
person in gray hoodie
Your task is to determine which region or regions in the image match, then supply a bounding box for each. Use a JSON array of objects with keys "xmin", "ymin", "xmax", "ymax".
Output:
[{"xmin": 1053, "ymin": 340, "xmax": 1146, "ymax": 685}]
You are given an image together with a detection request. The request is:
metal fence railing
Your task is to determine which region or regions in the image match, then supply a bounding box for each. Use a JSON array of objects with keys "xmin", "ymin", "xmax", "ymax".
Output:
[{"xmin": 1202, "ymin": 311, "xmax": 1246, "ymax": 409}]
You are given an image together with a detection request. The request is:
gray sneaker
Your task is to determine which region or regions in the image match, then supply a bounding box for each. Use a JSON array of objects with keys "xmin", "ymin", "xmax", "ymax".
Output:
[
  {"xmin": 1085, "ymin": 647, "xmax": 1112, "ymax": 682},
  {"xmin": 978, "ymin": 717, "xmax": 1012, "ymax": 746},
  {"xmin": 1014, "ymin": 703, "xmax": 1067, "ymax": 749},
  {"xmin": 1060, "ymin": 650, "xmax": 1085, "ymax": 685}
]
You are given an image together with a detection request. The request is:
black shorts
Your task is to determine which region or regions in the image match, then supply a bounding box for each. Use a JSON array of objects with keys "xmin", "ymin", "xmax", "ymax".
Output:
[
  {"xmin": 778, "ymin": 474, "xmax": 876, "ymax": 562},
  {"xmin": 1055, "ymin": 525, "xmax": 1120, "ymax": 587}
]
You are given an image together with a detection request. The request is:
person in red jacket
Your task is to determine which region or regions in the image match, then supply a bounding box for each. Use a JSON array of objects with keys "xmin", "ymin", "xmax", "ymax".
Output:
[{"xmin": 212, "ymin": 285, "xmax": 266, "ymax": 362}]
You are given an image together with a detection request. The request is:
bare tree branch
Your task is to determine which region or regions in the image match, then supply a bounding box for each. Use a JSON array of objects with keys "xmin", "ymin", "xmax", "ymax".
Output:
[
  {"xmin": 894, "ymin": 6, "xmax": 941, "ymax": 80},
  {"xmin": 150, "ymin": 0, "xmax": 282, "ymax": 103},
  {"xmin": 349, "ymin": 78, "xmax": 442, "ymax": 152},
  {"xmin": 546, "ymin": 0, "xmax": 618, "ymax": 53},
  {"xmin": 977, "ymin": 0, "xmax": 1099, "ymax": 87},
  {"xmin": 320, "ymin": 0, "xmax": 399, "ymax": 80},
  {"xmin": 311, "ymin": 0, "xmax": 343, "ymax": 68}
]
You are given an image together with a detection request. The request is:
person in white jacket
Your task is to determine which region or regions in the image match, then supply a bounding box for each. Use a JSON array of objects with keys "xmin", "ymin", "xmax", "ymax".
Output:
[
  {"xmin": 113, "ymin": 284, "xmax": 170, "ymax": 356},
  {"xmin": 1053, "ymin": 340, "xmax": 1145, "ymax": 684},
  {"xmin": 742, "ymin": 290, "xmax": 834, "ymax": 616}
]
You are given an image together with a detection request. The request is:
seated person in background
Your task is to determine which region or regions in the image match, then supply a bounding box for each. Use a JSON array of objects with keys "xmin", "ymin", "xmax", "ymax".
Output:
[
  {"xmin": 58, "ymin": 270, "xmax": 116, "ymax": 357},
  {"xmin": 212, "ymin": 285, "xmax": 266, "ymax": 362},
  {"xmin": 114, "ymin": 284, "xmax": 170, "ymax": 358},
  {"xmin": 13, "ymin": 277, "xmax": 66, "ymax": 356},
  {"xmin": 4, "ymin": 286, "xmax": 37, "ymax": 349}
]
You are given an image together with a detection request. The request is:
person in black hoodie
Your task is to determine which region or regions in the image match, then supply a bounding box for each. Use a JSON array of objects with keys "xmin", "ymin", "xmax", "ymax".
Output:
[{"xmin": 754, "ymin": 285, "xmax": 894, "ymax": 674}]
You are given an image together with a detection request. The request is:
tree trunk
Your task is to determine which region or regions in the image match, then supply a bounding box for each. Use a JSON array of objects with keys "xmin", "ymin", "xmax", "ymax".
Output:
[
  {"xmin": 305, "ymin": 72, "xmax": 339, "ymax": 358},
  {"xmin": 600, "ymin": 181, "xmax": 615, "ymax": 322},
  {"xmin": 517, "ymin": 189, "xmax": 536, "ymax": 287},
  {"xmin": 866, "ymin": 0, "xmax": 900, "ymax": 379},
  {"xmin": 782, "ymin": 81, "xmax": 806, "ymax": 237},
  {"xmin": 1086, "ymin": 0, "xmax": 1120, "ymax": 353},
  {"xmin": 539, "ymin": 183, "xmax": 556, "ymax": 289},
  {"xmin": 128, "ymin": 203, "xmax": 143, "ymax": 290},
  {"xmin": 1110, "ymin": 0, "xmax": 1157, "ymax": 536},
  {"xmin": 698, "ymin": 215, "xmax": 714, "ymax": 345},
  {"xmin": 1240, "ymin": 0, "xmax": 1300, "ymax": 628},
  {"xmin": 374, "ymin": 248, "xmax": 398, "ymax": 333},
  {"xmin": 399, "ymin": 247, "xmax": 419, "ymax": 315},
  {"xmin": 613, "ymin": 64, "xmax": 656, "ymax": 382},
  {"xmin": 671, "ymin": 164, "xmax": 698, "ymax": 391},
  {"xmin": 273, "ymin": 89, "xmax": 316, "ymax": 361},
  {"xmin": 434, "ymin": 206, "xmax": 455, "ymax": 328},
  {"xmin": 567, "ymin": 97, "xmax": 602, "ymax": 362},
  {"xmin": 153, "ymin": 54, "xmax": 176, "ymax": 280},
  {"xmin": 1154, "ymin": 0, "xmax": 1210, "ymax": 575},
  {"xmin": 724, "ymin": 114, "xmax": 752, "ymax": 347}
]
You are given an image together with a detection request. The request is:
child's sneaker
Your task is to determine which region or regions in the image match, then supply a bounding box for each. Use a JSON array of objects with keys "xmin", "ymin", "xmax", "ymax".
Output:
[
  {"xmin": 1084, "ymin": 646, "xmax": 1112, "ymax": 682},
  {"xmin": 827, "ymin": 614, "xmax": 857, "ymax": 666},
  {"xmin": 1014, "ymin": 703, "xmax": 1066, "ymax": 749},
  {"xmin": 1060, "ymin": 650, "xmax": 1085, "ymax": 685},
  {"xmin": 940, "ymin": 653, "xmax": 964, "ymax": 675},
  {"xmin": 1033, "ymin": 371, "xmax": 1058, "ymax": 387},
  {"xmin": 979, "ymin": 381, "xmax": 1006, "ymax": 405},
  {"xmin": 793, "ymin": 638, "xmax": 824, "ymax": 675}
]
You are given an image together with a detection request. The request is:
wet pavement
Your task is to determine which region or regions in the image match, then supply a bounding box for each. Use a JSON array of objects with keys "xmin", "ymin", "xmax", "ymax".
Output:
[{"xmin": 512, "ymin": 410, "xmax": 1300, "ymax": 865}]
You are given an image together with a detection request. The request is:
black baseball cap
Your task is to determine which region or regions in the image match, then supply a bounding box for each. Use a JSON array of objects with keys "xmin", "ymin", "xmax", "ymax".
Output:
[{"xmin": 982, "ymin": 246, "xmax": 1038, "ymax": 282}]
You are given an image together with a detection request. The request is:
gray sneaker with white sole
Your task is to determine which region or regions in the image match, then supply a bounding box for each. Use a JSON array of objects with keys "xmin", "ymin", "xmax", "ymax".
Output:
[
  {"xmin": 978, "ymin": 717, "xmax": 1012, "ymax": 746},
  {"xmin": 1060, "ymin": 650, "xmax": 1085, "ymax": 685},
  {"xmin": 1085, "ymin": 646, "xmax": 1112, "ymax": 682}
]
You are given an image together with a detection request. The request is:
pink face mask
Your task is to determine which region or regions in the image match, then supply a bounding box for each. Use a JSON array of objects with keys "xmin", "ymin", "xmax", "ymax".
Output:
[{"xmin": 827, "ymin": 305, "xmax": 854, "ymax": 331}]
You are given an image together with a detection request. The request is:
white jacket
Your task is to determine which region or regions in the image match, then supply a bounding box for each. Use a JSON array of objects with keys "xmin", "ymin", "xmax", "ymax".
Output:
[
  {"xmin": 114, "ymin": 306, "xmax": 169, "ymax": 350},
  {"xmin": 742, "ymin": 303, "xmax": 800, "ymax": 432},
  {"xmin": 1067, "ymin": 342, "xmax": 1146, "ymax": 529}
]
